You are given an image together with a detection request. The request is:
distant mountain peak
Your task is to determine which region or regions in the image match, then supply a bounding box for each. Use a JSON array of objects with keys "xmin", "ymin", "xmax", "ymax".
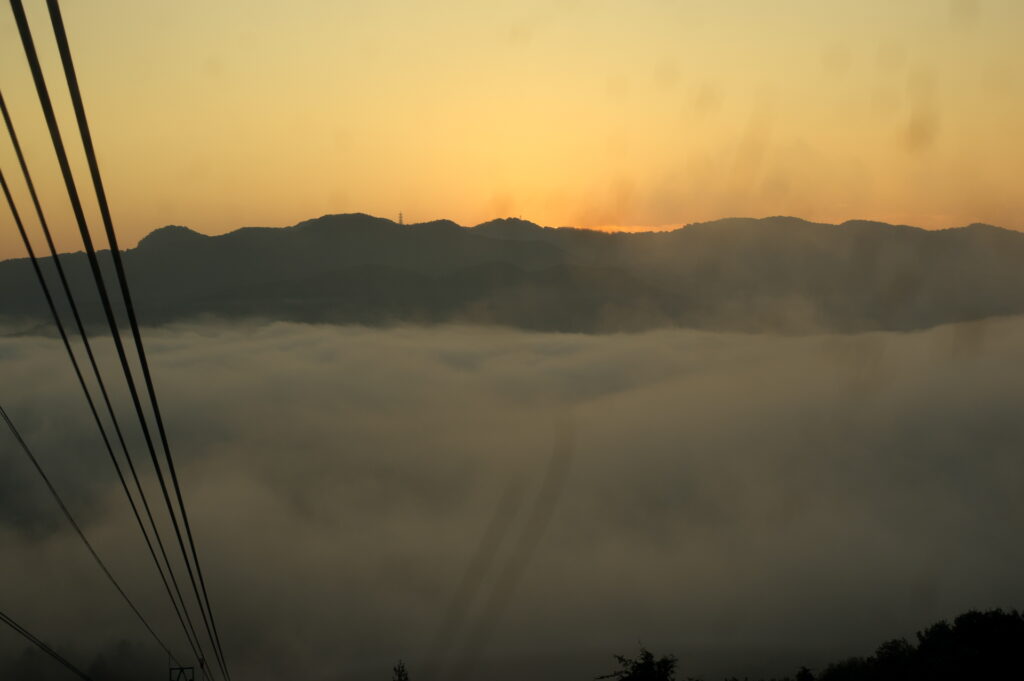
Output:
[
  {"xmin": 472, "ymin": 217, "xmax": 546, "ymax": 239},
  {"xmin": 409, "ymin": 218, "xmax": 463, "ymax": 230},
  {"xmin": 956, "ymin": 222, "xmax": 1006, "ymax": 232},
  {"xmin": 135, "ymin": 224, "xmax": 207, "ymax": 250},
  {"xmin": 838, "ymin": 219, "xmax": 922, "ymax": 232},
  {"xmin": 290, "ymin": 213, "xmax": 395, "ymax": 231},
  {"xmin": 682, "ymin": 216, "xmax": 819, "ymax": 231},
  {"xmin": 477, "ymin": 217, "xmax": 542, "ymax": 227}
]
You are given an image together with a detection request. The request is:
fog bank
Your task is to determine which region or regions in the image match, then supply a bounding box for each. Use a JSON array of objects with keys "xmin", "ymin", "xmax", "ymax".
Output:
[{"xmin": 1, "ymin": 319, "xmax": 1023, "ymax": 680}]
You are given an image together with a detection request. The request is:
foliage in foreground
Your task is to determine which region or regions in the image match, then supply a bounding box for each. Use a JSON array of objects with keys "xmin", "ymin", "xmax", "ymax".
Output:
[
  {"xmin": 390, "ymin": 608, "xmax": 1024, "ymax": 680},
  {"xmin": 601, "ymin": 609, "xmax": 1024, "ymax": 681},
  {"xmin": 596, "ymin": 647, "xmax": 678, "ymax": 680}
]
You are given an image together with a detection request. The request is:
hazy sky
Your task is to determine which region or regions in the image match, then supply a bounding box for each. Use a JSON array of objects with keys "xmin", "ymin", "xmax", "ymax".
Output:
[{"xmin": 1, "ymin": 0, "xmax": 1023, "ymax": 259}]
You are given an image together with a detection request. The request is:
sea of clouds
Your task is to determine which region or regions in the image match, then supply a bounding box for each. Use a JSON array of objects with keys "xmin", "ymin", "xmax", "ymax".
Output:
[{"xmin": 1, "ymin": 319, "xmax": 1023, "ymax": 680}]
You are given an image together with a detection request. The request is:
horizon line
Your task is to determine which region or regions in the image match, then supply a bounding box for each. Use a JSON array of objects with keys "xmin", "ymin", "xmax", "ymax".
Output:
[{"xmin": 2, "ymin": 212, "xmax": 1021, "ymax": 264}]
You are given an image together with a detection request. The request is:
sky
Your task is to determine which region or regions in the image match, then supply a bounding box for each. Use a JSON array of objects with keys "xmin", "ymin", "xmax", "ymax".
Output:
[{"xmin": 1, "ymin": 0, "xmax": 1023, "ymax": 259}]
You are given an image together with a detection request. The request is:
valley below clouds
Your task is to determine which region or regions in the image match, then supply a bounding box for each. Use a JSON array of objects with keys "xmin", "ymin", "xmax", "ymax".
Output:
[{"xmin": 2, "ymin": 318, "xmax": 1023, "ymax": 680}]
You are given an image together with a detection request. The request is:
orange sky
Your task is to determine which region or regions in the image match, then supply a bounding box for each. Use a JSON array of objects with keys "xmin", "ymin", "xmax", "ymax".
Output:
[{"xmin": 1, "ymin": 0, "xmax": 1023, "ymax": 259}]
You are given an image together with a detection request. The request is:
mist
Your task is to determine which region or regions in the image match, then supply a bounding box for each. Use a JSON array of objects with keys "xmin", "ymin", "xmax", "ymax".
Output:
[{"xmin": 2, "ymin": 319, "xmax": 1023, "ymax": 680}]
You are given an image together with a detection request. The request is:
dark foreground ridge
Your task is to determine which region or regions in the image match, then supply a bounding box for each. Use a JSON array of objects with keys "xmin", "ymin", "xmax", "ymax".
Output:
[
  {"xmin": 3, "ymin": 213, "xmax": 1024, "ymax": 333},
  {"xmin": 635, "ymin": 608, "xmax": 1024, "ymax": 681},
  {"xmin": 387, "ymin": 609, "xmax": 1023, "ymax": 681}
]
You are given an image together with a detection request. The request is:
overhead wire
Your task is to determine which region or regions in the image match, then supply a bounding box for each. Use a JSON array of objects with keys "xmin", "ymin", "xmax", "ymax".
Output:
[
  {"xmin": 39, "ymin": 3, "xmax": 232, "ymax": 676},
  {"xmin": 0, "ymin": 402, "xmax": 175, "ymax": 664},
  {"xmin": 8, "ymin": 1, "xmax": 230, "ymax": 677},
  {"xmin": 0, "ymin": 90, "xmax": 213, "ymax": 680},
  {"xmin": 0, "ymin": 607, "xmax": 95, "ymax": 681}
]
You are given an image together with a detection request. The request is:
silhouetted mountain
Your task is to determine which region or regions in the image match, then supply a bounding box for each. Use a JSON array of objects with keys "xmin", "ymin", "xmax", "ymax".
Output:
[{"xmin": 3, "ymin": 213, "xmax": 1024, "ymax": 333}]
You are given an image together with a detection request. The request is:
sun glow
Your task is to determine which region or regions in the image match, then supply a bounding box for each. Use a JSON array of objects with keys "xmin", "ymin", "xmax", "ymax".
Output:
[{"xmin": 1, "ymin": 0, "xmax": 1022, "ymax": 258}]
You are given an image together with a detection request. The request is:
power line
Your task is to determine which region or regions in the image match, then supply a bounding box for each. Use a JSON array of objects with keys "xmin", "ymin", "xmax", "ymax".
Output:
[
  {"xmin": 0, "ymin": 607, "xmax": 95, "ymax": 681},
  {"xmin": 0, "ymin": 161, "xmax": 186, "ymax": 662},
  {"xmin": 0, "ymin": 402, "xmax": 175, "ymax": 663},
  {"xmin": 0, "ymin": 91, "xmax": 213, "ymax": 680},
  {"xmin": 39, "ymin": 2, "xmax": 233, "ymax": 676},
  {"xmin": 8, "ymin": 2, "xmax": 230, "ymax": 677}
]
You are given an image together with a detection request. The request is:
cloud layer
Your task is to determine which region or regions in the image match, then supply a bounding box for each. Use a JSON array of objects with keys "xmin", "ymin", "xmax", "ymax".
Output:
[{"xmin": 1, "ymin": 319, "xmax": 1023, "ymax": 680}]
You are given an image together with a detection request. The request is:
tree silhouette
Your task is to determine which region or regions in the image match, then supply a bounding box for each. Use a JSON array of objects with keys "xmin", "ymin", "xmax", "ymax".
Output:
[
  {"xmin": 597, "ymin": 647, "xmax": 677, "ymax": 681},
  {"xmin": 813, "ymin": 609, "xmax": 1024, "ymax": 681},
  {"xmin": 593, "ymin": 609, "xmax": 1023, "ymax": 681},
  {"xmin": 392, "ymin": 659, "xmax": 410, "ymax": 681}
]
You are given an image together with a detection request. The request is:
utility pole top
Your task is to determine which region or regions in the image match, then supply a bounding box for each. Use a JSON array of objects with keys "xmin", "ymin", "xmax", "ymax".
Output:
[{"xmin": 169, "ymin": 666, "xmax": 195, "ymax": 681}]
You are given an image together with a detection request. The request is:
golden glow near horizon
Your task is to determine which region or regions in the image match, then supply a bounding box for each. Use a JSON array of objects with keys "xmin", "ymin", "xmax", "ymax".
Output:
[{"xmin": 1, "ymin": 0, "xmax": 1023, "ymax": 258}]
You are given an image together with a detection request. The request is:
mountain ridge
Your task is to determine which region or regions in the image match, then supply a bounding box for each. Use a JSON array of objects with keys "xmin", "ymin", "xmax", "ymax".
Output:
[
  {"xmin": 6, "ymin": 213, "xmax": 1019, "ymax": 265},
  {"xmin": 3, "ymin": 213, "xmax": 1024, "ymax": 334}
]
